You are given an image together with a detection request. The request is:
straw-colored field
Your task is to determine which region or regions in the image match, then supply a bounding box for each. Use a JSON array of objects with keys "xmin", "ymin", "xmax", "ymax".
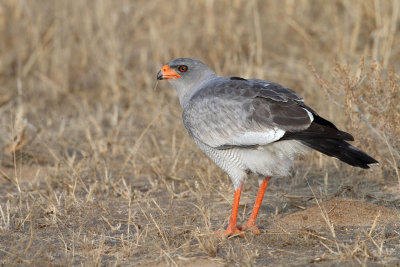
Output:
[{"xmin": 0, "ymin": 0, "xmax": 399, "ymax": 265}]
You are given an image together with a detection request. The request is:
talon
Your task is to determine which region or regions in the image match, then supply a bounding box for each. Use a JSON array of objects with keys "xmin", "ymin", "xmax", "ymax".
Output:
[
  {"xmin": 215, "ymin": 227, "xmax": 245, "ymax": 238},
  {"xmin": 237, "ymin": 223, "xmax": 262, "ymax": 234}
]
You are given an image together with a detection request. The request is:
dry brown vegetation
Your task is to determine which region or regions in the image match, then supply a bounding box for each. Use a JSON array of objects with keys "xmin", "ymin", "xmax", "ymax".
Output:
[{"xmin": 0, "ymin": 0, "xmax": 399, "ymax": 266}]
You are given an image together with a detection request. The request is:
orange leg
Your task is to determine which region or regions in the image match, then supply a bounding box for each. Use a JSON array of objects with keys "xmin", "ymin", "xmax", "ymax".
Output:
[
  {"xmin": 237, "ymin": 176, "xmax": 270, "ymax": 234},
  {"xmin": 222, "ymin": 183, "xmax": 244, "ymax": 237}
]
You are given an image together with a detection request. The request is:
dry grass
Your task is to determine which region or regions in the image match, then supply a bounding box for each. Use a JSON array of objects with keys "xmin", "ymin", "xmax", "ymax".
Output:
[{"xmin": 0, "ymin": 0, "xmax": 399, "ymax": 265}]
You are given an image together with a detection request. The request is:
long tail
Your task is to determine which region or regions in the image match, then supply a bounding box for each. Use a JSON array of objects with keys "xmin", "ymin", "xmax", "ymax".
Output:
[
  {"xmin": 299, "ymin": 138, "xmax": 378, "ymax": 169},
  {"xmin": 281, "ymin": 113, "xmax": 378, "ymax": 169}
]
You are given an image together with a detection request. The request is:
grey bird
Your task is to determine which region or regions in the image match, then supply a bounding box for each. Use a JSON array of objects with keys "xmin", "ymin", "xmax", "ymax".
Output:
[{"xmin": 157, "ymin": 58, "xmax": 378, "ymax": 237}]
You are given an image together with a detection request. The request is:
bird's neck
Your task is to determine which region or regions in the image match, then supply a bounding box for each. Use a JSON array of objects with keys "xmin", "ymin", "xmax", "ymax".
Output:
[{"xmin": 173, "ymin": 74, "xmax": 219, "ymax": 108}]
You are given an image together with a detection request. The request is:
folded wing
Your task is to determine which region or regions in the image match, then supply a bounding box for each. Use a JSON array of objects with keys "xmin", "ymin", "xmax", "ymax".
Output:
[{"xmin": 182, "ymin": 78, "xmax": 314, "ymax": 149}]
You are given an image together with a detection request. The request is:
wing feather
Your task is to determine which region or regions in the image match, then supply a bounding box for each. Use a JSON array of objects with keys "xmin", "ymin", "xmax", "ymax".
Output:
[{"xmin": 182, "ymin": 78, "xmax": 313, "ymax": 149}]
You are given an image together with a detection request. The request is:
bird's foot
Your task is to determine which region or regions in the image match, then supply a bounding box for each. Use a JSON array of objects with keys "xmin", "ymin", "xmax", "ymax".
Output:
[
  {"xmin": 237, "ymin": 222, "xmax": 262, "ymax": 234},
  {"xmin": 215, "ymin": 225, "xmax": 245, "ymax": 238}
]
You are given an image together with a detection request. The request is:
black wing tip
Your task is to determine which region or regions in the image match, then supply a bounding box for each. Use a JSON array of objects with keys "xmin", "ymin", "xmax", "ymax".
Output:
[
  {"xmin": 300, "ymin": 139, "xmax": 379, "ymax": 169},
  {"xmin": 230, "ymin": 76, "xmax": 247, "ymax": 81},
  {"xmin": 351, "ymin": 158, "xmax": 379, "ymax": 169},
  {"xmin": 360, "ymin": 162, "xmax": 379, "ymax": 169},
  {"xmin": 341, "ymin": 131, "xmax": 354, "ymax": 141}
]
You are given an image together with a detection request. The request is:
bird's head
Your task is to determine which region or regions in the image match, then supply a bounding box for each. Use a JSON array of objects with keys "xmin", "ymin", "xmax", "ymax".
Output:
[{"xmin": 157, "ymin": 58, "xmax": 217, "ymax": 106}]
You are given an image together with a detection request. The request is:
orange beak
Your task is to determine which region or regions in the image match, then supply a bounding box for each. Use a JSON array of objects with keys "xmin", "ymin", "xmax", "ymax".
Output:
[{"xmin": 157, "ymin": 65, "xmax": 181, "ymax": 80}]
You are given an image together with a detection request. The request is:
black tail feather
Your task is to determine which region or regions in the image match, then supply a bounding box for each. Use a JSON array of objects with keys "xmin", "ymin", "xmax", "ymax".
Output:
[
  {"xmin": 281, "ymin": 113, "xmax": 378, "ymax": 169},
  {"xmin": 300, "ymin": 138, "xmax": 378, "ymax": 169}
]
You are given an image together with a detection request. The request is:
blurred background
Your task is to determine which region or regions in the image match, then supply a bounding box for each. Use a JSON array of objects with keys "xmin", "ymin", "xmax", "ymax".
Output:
[
  {"xmin": 0, "ymin": 0, "xmax": 399, "ymax": 265},
  {"xmin": 0, "ymin": 0, "xmax": 398, "ymax": 183}
]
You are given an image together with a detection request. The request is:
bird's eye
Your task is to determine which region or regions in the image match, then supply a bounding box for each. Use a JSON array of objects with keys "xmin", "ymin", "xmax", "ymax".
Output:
[{"xmin": 178, "ymin": 65, "xmax": 188, "ymax": 72}]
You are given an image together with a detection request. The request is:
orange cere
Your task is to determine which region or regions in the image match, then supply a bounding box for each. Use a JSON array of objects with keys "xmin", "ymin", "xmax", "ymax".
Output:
[{"xmin": 161, "ymin": 65, "xmax": 181, "ymax": 79}]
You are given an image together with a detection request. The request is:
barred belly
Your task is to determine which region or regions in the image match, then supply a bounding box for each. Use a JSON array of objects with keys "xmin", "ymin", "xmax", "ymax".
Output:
[{"xmin": 194, "ymin": 138, "xmax": 309, "ymax": 189}]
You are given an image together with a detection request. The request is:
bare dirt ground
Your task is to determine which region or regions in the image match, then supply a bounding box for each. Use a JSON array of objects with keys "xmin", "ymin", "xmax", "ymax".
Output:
[{"xmin": 0, "ymin": 0, "xmax": 399, "ymax": 266}]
